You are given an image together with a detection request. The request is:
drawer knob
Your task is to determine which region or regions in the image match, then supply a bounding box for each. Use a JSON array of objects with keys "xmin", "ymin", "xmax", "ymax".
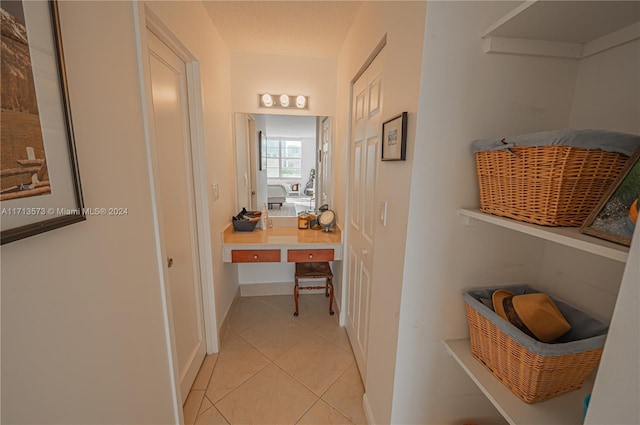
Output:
[
  {"xmin": 309, "ymin": 254, "xmax": 313, "ymax": 259},
  {"xmin": 254, "ymin": 255, "xmax": 258, "ymax": 260}
]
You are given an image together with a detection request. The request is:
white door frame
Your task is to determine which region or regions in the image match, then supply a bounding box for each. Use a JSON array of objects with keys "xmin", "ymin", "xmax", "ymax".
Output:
[{"xmin": 134, "ymin": 5, "xmax": 218, "ymax": 421}]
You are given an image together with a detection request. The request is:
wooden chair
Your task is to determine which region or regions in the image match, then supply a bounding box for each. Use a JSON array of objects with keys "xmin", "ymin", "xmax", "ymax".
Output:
[{"xmin": 293, "ymin": 262, "xmax": 334, "ymax": 316}]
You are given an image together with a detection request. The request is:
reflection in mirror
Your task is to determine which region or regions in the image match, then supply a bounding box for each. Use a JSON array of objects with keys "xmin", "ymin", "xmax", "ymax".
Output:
[{"xmin": 234, "ymin": 113, "xmax": 332, "ymax": 218}]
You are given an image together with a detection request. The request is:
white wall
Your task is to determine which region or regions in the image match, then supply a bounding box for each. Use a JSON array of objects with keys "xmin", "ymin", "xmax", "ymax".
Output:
[
  {"xmin": 393, "ymin": 2, "xmax": 584, "ymax": 423},
  {"xmin": 1, "ymin": 1, "xmax": 237, "ymax": 422},
  {"xmin": 569, "ymin": 40, "xmax": 640, "ymax": 134},
  {"xmin": 1, "ymin": 2, "xmax": 176, "ymax": 423},
  {"xmin": 334, "ymin": 2, "xmax": 428, "ymax": 423},
  {"xmin": 230, "ymin": 52, "xmax": 336, "ymax": 117},
  {"xmin": 585, "ymin": 225, "xmax": 640, "ymax": 425}
]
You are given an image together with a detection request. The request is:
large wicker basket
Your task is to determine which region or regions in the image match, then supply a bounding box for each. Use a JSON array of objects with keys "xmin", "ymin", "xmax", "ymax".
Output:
[
  {"xmin": 463, "ymin": 285, "xmax": 608, "ymax": 403},
  {"xmin": 475, "ymin": 146, "xmax": 628, "ymax": 226}
]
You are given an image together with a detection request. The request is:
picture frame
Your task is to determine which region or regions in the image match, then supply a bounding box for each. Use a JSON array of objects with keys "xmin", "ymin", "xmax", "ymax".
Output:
[
  {"xmin": 1, "ymin": 1, "xmax": 85, "ymax": 245},
  {"xmin": 580, "ymin": 149, "xmax": 640, "ymax": 246},
  {"xmin": 381, "ymin": 112, "xmax": 408, "ymax": 161}
]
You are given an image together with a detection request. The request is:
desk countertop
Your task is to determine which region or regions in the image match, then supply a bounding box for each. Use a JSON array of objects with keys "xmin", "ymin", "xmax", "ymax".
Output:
[{"xmin": 223, "ymin": 225, "xmax": 341, "ymax": 246}]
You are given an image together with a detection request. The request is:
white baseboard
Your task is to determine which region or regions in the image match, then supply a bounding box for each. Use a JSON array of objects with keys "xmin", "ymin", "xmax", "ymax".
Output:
[{"xmin": 363, "ymin": 392, "xmax": 375, "ymax": 424}]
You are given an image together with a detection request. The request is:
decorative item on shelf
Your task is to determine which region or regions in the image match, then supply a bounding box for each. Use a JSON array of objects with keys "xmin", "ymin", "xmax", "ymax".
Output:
[
  {"xmin": 381, "ymin": 112, "xmax": 408, "ymax": 161},
  {"xmin": 318, "ymin": 210, "xmax": 336, "ymax": 233},
  {"xmin": 464, "ymin": 284, "xmax": 608, "ymax": 404},
  {"xmin": 580, "ymin": 148, "xmax": 640, "ymax": 246},
  {"xmin": 472, "ymin": 129, "xmax": 640, "ymax": 226}
]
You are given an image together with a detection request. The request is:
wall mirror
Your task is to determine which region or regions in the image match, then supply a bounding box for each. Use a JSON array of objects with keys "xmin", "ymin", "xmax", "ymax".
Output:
[{"xmin": 234, "ymin": 113, "xmax": 333, "ymax": 217}]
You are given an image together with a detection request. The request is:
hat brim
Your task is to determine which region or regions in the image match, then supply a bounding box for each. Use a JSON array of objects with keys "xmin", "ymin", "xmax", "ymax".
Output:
[{"xmin": 492, "ymin": 290, "xmax": 514, "ymax": 321}]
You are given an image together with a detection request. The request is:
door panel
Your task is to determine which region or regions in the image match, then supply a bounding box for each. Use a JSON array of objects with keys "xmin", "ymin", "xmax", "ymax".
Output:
[
  {"xmin": 363, "ymin": 136, "xmax": 378, "ymax": 244},
  {"xmin": 345, "ymin": 52, "xmax": 383, "ymax": 377},
  {"xmin": 350, "ymin": 141, "xmax": 362, "ymax": 230},
  {"xmin": 147, "ymin": 30, "xmax": 205, "ymax": 403},
  {"xmin": 357, "ymin": 263, "xmax": 371, "ymax": 358}
]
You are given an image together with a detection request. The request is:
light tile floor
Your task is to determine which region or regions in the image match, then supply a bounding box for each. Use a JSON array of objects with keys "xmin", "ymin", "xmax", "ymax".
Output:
[{"xmin": 184, "ymin": 294, "xmax": 367, "ymax": 425}]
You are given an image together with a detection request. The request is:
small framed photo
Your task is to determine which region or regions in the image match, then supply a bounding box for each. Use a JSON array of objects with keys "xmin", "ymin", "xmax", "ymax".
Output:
[
  {"xmin": 580, "ymin": 149, "xmax": 640, "ymax": 246},
  {"xmin": 381, "ymin": 112, "xmax": 407, "ymax": 161}
]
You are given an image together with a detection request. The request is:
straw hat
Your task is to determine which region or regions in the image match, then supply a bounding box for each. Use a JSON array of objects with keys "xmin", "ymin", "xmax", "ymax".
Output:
[{"xmin": 492, "ymin": 290, "xmax": 571, "ymax": 343}]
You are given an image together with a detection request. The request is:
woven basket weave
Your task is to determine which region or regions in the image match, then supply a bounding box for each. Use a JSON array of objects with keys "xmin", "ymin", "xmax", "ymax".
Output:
[
  {"xmin": 475, "ymin": 146, "xmax": 628, "ymax": 226},
  {"xmin": 465, "ymin": 302, "xmax": 603, "ymax": 403}
]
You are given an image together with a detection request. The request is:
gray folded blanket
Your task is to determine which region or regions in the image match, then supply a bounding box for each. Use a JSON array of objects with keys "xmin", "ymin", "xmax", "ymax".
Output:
[{"xmin": 472, "ymin": 129, "xmax": 640, "ymax": 157}]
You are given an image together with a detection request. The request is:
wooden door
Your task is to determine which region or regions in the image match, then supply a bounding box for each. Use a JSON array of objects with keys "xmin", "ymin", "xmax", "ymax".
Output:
[
  {"xmin": 147, "ymin": 30, "xmax": 206, "ymax": 403},
  {"xmin": 346, "ymin": 52, "xmax": 383, "ymax": 377}
]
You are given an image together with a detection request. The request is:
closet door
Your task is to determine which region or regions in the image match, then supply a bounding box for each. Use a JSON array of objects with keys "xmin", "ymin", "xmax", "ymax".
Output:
[{"xmin": 346, "ymin": 51, "xmax": 383, "ymax": 377}]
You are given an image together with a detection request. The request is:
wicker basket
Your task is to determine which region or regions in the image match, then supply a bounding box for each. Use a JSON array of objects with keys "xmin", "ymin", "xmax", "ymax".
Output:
[
  {"xmin": 475, "ymin": 146, "xmax": 628, "ymax": 226},
  {"xmin": 464, "ymin": 285, "xmax": 608, "ymax": 403}
]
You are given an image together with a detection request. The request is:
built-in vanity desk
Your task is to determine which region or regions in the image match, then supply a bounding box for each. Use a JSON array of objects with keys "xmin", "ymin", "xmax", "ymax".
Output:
[
  {"xmin": 222, "ymin": 225, "xmax": 342, "ymax": 263},
  {"xmin": 222, "ymin": 223, "xmax": 343, "ymax": 296}
]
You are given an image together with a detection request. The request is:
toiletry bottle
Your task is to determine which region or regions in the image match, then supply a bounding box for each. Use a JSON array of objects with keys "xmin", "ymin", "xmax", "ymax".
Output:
[{"xmin": 261, "ymin": 203, "xmax": 269, "ymax": 230}]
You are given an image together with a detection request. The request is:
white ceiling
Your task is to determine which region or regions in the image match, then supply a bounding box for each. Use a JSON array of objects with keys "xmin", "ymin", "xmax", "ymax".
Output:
[{"xmin": 202, "ymin": 1, "xmax": 363, "ymax": 57}]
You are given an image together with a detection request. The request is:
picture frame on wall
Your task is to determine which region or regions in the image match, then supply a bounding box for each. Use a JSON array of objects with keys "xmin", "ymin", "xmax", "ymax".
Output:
[
  {"xmin": 580, "ymin": 149, "xmax": 640, "ymax": 247},
  {"xmin": 381, "ymin": 112, "xmax": 408, "ymax": 161},
  {"xmin": 1, "ymin": 1, "xmax": 85, "ymax": 244}
]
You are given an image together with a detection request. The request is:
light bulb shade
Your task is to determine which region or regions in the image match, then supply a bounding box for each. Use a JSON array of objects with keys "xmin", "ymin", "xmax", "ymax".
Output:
[
  {"xmin": 296, "ymin": 95, "xmax": 307, "ymax": 108},
  {"xmin": 261, "ymin": 94, "xmax": 273, "ymax": 107},
  {"xmin": 279, "ymin": 94, "xmax": 290, "ymax": 107}
]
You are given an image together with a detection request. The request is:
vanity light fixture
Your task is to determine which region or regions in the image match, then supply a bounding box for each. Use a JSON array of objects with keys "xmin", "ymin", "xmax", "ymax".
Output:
[
  {"xmin": 259, "ymin": 93, "xmax": 309, "ymax": 109},
  {"xmin": 261, "ymin": 94, "xmax": 273, "ymax": 107}
]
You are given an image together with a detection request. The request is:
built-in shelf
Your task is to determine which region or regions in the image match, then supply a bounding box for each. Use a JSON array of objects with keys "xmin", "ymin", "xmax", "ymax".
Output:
[
  {"xmin": 458, "ymin": 209, "xmax": 629, "ymax": 263},
  {"xmin": 444, "ymin": 339, "xmax": 593, "ymax": 425},
  {"xmin": 482, "ymin": 1, "xmax": 640, "ymax": 59}
]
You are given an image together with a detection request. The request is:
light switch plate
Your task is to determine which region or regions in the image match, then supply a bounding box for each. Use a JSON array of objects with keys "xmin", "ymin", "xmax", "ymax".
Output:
[{"xmin": 212, "ymin": 183, "xmax": 219, "ymax": 200}]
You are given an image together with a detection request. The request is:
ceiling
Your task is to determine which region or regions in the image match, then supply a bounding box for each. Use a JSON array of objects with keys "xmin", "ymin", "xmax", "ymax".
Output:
[{"xmin": 202, "ymin": 1, "xmax": 363, "ymax": 57}]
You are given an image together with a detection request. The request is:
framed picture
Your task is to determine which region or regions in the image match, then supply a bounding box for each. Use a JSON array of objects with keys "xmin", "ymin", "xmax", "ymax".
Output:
[
  {"xmin": 381, "ymin": 112, "xmax": 407, "ymax": 161},
  {"xmin": 1, "ymin": 1, "xmax": 85, "ymax": 244},
  {"xmin": 580, "ymin": 149, "xmax": 640, "ymax": 246}
]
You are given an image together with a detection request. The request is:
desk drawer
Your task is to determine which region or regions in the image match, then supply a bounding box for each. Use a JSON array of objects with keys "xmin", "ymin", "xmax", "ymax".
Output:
[
  {"xmin": 232, "ymin": 249, "xmax": 281, "ymax": 263},
  {"xmin": 288, "ymin": 249, "xmax": 334, "ymax": 263}
]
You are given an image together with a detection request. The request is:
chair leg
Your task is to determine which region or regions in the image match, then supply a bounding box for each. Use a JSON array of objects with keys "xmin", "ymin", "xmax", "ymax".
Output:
[
  {"xmin": 328, "ymin": 277, "xmax": 334, "ymax": 315},
  {"xmin": 293, "ymin": 278, "xmax": 299, "ymax": 317}
]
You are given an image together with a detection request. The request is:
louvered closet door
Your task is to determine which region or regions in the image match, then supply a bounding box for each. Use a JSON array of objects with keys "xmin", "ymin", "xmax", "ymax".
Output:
[{"xmin": 346, "ymin": 51, "xmax": 383, "ymax": 378}]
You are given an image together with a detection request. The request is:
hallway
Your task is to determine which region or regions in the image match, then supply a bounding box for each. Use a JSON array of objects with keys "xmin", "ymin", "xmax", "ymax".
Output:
[{"xmin": 183, "ymin": 295, "xmax": 366, "ymax": 424}]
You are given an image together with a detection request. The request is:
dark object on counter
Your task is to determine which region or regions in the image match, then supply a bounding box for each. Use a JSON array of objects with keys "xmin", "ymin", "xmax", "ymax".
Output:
[{"xmin": 232, "ymin": 208, "xmax": 261, "ymax": 232}]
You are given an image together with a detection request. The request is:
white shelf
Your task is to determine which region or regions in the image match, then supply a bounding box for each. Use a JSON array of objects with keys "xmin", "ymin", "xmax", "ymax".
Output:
[
  {"xmin": 444, "ymin": 339, "xmax": 593, "ymax": 425},
  {"xmin": 458, "ymin": 209, "xmax": 629, "ymax": 263},
  {"xmin": 481, "ymin": 1, "xmax": 640, "ymax": 59}
]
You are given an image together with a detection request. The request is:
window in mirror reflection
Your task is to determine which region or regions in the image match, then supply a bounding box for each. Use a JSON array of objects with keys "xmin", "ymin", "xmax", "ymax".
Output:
[{"xmin": 264, "ymin": 138, "xmax": 302, "ymax": 179}]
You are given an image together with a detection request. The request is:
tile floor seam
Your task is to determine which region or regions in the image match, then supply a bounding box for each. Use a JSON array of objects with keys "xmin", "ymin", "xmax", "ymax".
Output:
[
  {"xmin": 312, "ymin": 329, "xmax": 354, "ymax": 355},
  {"xmin": 208, "ymin": 361, "xmax": 272, "ymax": 404},
  {"xmin": 293, "ymin": 397, "xmax": 323, "ymax": 425}
]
